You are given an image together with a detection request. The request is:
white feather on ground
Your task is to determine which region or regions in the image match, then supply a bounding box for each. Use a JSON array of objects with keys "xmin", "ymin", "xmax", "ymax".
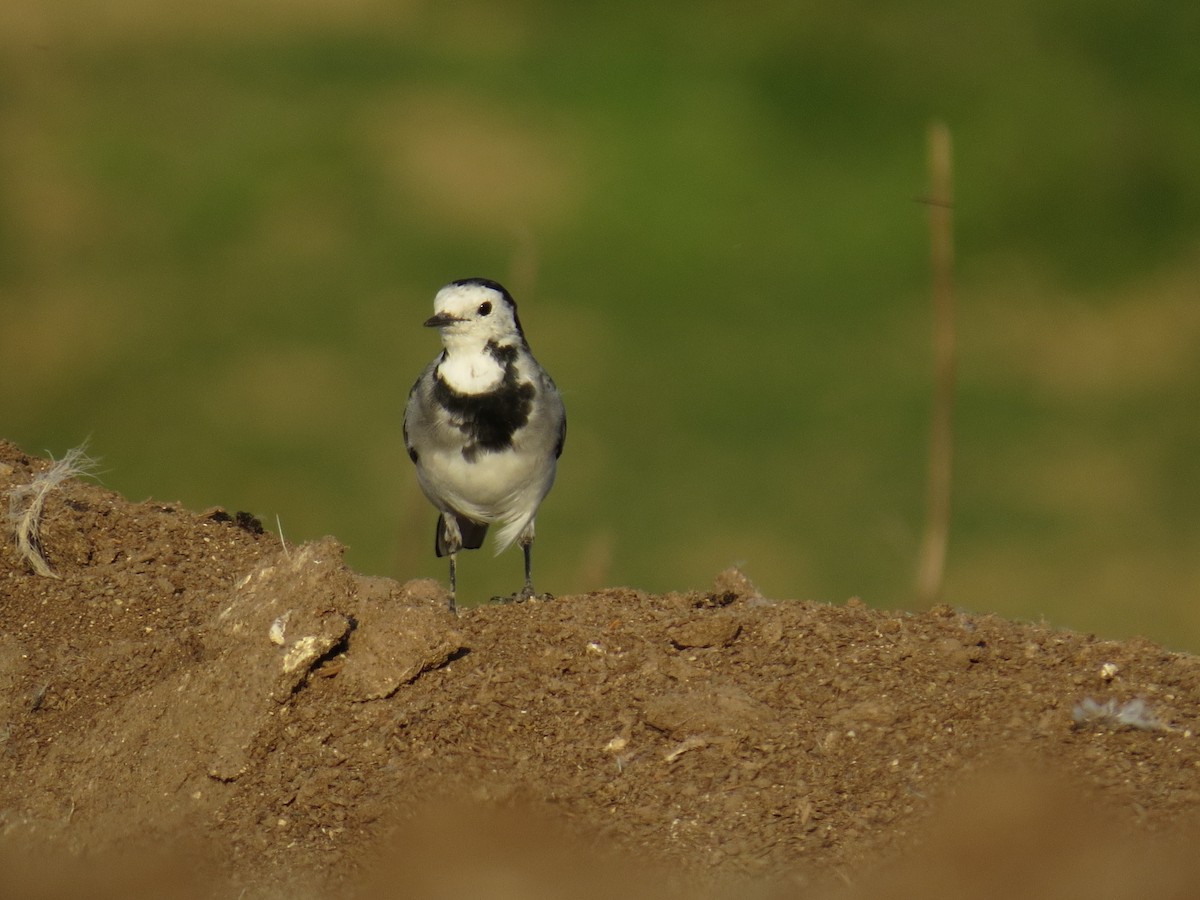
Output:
[{"xmin": 7, "ymin": 444, "xmax": 97, "ymax": 577}]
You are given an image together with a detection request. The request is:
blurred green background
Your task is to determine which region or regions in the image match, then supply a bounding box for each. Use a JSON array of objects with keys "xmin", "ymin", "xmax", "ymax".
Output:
[{"xmin": 3, "ymin": 1, "xmax": 1198, "ymax": 649}]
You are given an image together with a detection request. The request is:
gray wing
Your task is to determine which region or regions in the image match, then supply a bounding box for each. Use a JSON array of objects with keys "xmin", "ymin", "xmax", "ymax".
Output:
[
  {"xmin": 402, "ymin": 363, "xmax": 437, "ymax": 464},
  {"xmin": 542, "ymin": 371, "xmax": 566, "ymax": 459}
]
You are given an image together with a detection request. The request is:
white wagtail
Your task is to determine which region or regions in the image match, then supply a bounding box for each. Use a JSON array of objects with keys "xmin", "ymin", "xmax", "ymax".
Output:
[{"xmin": 403, "ymin": 278, "xmax": 566, "ymax": 612}]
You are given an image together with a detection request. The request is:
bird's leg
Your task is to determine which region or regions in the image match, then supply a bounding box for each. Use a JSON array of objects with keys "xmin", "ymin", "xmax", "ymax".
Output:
[
  {"xmin": 490, "ymin": 532, "xmax": 552, "ymax": 605},
  {"xmin": 441, "ymin": 513, "xmax": 462, "ymax": 614},
  {"xmin": 519, "ymin": 538, "xmax": 535, "ymax": 600}
]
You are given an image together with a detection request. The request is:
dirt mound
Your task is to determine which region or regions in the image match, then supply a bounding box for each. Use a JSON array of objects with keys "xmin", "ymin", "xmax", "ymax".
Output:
[{"xmin": 2, "ymin": 439, "xmax": 1198, "ymax": 898}]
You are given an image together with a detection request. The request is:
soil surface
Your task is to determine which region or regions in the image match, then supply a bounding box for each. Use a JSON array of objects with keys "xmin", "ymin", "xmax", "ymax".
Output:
[{"xmin": 2, "ymin": 438, "xmax": 1199, "ymax": 899}]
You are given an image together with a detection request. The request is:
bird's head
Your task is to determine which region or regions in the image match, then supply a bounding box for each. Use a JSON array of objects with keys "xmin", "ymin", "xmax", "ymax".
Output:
[{"xmin": 425, "ymin": 278, "xmax": 526, "ymax": 350}]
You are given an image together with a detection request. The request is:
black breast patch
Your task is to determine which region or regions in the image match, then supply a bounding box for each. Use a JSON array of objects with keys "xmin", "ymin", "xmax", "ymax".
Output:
[{"xmin": 433, "ymin": 342, "xmax": 536, "ymax": 461}]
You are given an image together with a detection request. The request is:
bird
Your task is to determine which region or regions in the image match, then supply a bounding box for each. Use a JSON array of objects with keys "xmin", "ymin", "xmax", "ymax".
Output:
[{"xmin": 403, "ymin": 277, "xmax": 566, "ymax": 612}]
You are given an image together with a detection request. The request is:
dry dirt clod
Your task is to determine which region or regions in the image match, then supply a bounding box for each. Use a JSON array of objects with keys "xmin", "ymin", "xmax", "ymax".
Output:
[{"xmin": 668, "ymin": 615, "xmax": 742, "ymax": 650}]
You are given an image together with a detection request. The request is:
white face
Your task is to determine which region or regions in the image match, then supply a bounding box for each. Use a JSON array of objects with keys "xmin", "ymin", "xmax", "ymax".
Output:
[{"xmin": 431, "ymin": 281, "xmax": 522, "ymax": 346}]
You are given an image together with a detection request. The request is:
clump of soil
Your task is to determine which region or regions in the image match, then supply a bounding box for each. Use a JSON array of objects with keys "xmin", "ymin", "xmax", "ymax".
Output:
[{"xmin": 1, "ymin": 439, "xmax": 1198, "ymax": 898}]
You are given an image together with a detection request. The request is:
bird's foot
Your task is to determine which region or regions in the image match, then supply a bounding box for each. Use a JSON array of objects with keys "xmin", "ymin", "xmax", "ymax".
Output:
[{"xmin": 489, "ymin": 586, "xmax": 554, "ymax": 605}]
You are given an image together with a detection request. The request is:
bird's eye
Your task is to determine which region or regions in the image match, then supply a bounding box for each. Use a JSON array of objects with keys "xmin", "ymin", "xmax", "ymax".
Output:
[{"xmin": 477, "ymin": 301, "xmax": 493, "ymax": 316}]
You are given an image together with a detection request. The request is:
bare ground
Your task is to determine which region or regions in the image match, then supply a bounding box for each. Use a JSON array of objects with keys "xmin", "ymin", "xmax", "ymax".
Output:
[{"xmin": 1, "ymin": 438, "xmax": 1198, "ymax": 898}]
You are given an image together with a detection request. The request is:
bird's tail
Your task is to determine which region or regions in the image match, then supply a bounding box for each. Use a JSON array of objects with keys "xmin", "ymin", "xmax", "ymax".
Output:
[{"xmin": 435, "ymin": 513, "xmax": 489, "ymax": 557}]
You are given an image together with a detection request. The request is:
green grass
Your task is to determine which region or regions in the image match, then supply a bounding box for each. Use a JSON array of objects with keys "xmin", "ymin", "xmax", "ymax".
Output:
[{"xmin": 3, "ymin": 2, "xmax": 1199, "ymax": 649}]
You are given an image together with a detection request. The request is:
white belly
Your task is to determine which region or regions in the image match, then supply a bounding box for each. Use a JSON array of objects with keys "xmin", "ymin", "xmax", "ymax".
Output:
[{"xmin": 417, "ymin": 443, "xmax": 554, "ymax": 526}]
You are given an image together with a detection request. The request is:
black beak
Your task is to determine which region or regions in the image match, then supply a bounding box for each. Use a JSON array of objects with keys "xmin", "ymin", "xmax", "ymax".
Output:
[{"xmin": 424, "ymin": 312, "xmax": 462, "ymax": 328}]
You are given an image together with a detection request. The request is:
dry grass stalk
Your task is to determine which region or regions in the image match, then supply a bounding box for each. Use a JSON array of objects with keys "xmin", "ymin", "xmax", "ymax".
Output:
[{"xmin": 916, "ymin": 121, "xmax": 957, "ymax": 607}]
